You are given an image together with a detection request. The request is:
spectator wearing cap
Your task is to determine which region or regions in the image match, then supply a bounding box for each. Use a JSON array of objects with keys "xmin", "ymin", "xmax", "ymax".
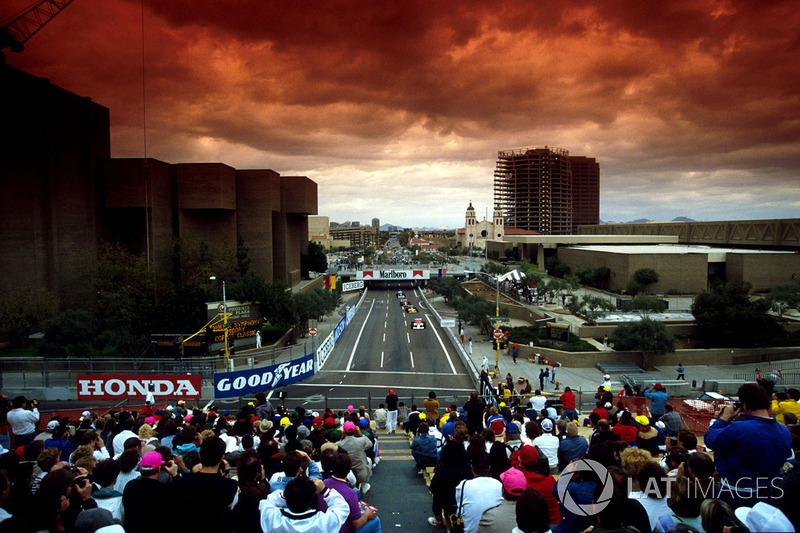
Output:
[
  {"xmin": 734, "ymin": 501, "xmax": 795, "ymax": 533},
  {"xmin": 504, "ymin": 422, "xmax": 524, "ymax": 455},
  {"xmin": 532, "ymin": 419, "xmax": 559, "ymax": 474},
  {"xmin": 705, "ymin": 382, "xmax": 792, "ymax": 509},
  {"xmin": 35, "ymin": 419, "xmax": 60, "ymax": 443},
  {"xmin": 455, "ymin": 450, "xmax": 503, "ymax": 533},
  {"xmin": 338, "ymin": 420, "xmax": 374, "ymax": 494},
  {"xmin": 559, "ymin": 387, "xmax": 577, "ymax": 422},
  {"xmin": 476, "ymin": 466, "xmax": 526, "ymax": 533},
  {"xmin": 489, "ymin": 417, "xmax": 506, "ymax": 441},
  {"xmin": 172, "ymin": 436, "xmax": 239, "ymax": 532},
  {"xmin": 385, "ymin": 389, "xmax": 399, "ymax": 433},
  {"xmin": 644, "ymin": 383, "xmax": 669, "ymax": 422},
  {"xmin": 772, "ymin": 388, "xmax": 800, "ymax": 426},
  {"xmin": 122, "ymin": 451, "xmax": 178, "ymax": 532},
  {"xmin": 260, "ymin": 475, "xmax": 350, "ymax": 533},
  {"xmin": 43, "ymin": 425, "xmax": 75, "ymax": 462},
  {"xmin": 440, "ymin": 406, "xmax": 459, "ymax": 441},
  {"xmin": 558, "ymin": 422, "xmax": 588, "ymax": 471},
  {"xmin": 635, "ymin": 415, "xmax": 662, "ymax": 456},
  {"xmin": 517, "ymin": 445, "xmax": 561, "ymax": 527}
]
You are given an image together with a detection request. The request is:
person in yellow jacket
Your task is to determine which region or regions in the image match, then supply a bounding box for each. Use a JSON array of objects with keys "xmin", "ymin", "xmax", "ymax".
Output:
[{"xmin": 771, "ymin": 388, "xmax": 800, "ymax": 425}]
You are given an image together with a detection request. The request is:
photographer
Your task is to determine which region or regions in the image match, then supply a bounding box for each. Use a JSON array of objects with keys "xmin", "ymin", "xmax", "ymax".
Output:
[
  {"xmin": 7, "ymin": 396, "xmax": 39, "ymax": 447},
  {"xmin": 705, "ymin": 382, "xmax": 792, "ymax": 509}
]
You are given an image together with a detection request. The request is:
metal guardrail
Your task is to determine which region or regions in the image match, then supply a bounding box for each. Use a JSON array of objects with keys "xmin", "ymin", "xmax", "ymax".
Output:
[{"xmin": 732, "ymin": 373, "xmax": 800, "ymax": 385}]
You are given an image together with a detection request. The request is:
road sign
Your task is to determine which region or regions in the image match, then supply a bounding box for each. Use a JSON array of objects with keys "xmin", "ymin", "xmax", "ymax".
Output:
[
  {"xmin": 491, "ymin": 316, "xmax": 508, "ymax": 322},
  {"xmin": 440, "ymin": 319, "xmax": 456, "ymax": 328},
  {"xmin": 493, "ymin": 329, "xmax": 503, "ymax": 339},
  {"xmin": 309, "ymin": 328, "xmax": 318, "ymax": 336}
]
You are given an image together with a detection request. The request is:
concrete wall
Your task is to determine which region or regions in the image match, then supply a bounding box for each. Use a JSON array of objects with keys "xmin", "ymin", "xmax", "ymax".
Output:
[
  {"xmin": 176, "ymin": 163, "xmax": 237, "ymax": 210},
  {"xmin": 558, "ymin": 248, "xmax": 708, "ymax": 293},
  {"xmin": 727, "ymin": 253, "xmax": 800, "ymax": 292},
  {"xmin": 515, "ymin": 343, "xmax": 800, "ymax": 368},
  {"xmin": 236, "ymin": 170, "xmax": 281, "ymax": 282},
  {"xmin": 0, "ymin": 63, "xmax": 110, "ymax": 307}
]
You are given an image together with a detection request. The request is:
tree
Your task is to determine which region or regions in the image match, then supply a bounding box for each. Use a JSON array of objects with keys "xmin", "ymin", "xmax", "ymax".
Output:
[
  {"xmin": 609, "ymin": 318, "xmax": 675, "ymax": 369},
  {"xmin": 622, "ymin": 294, "xmax": 667, "ymax": 318},
  {"xmin": 0, "ymin": 286, "xmax": 57, "ymax": 345},
  {"xmin": 261, "ymin": 282, "xmax": 295, "ymax": 329},
  {"xmin": 519, "ymin": 260, "xmax": 545, "ymax": 286},
  {"xmin": 765, "ymin": 285, "xmax": 800, "ymax": 318},
  {"xmin": 567, "ymin": 295, "xmax": 615, "ymax": 323},
  {"xmin": 575, "ymin": 268, "xmax": 594, "ymax": 286},
  {"xmin": 454, "ymin": 295, "xmax": 507, "ymax": 335},
  {"xmin": 692, "ymin": 281, "xmax": 783, "ymax": 347},
  {"xmin": 176, "ymin": 237, "xmax": 237, "ymax": 288},
  {"xmin": 481, "ymin": 261, "xmax": 509, "ymax": 276},
  {"xmin": 632, "ymin": 268, "xmax": 660, "ymax": 293},
  {"xmin": 592, "ymin": 266, "xmax": 612, "ymax": 290},
  {"xmin": 38, "ymin": 309, "xmax": 106, "ymax": 357},
  {"xmin": 301, "ymin": 242, "xmax": 328, "ymax": 278},
  {"xmin": 428, "ymin": 277, "xmax": 464, "ymax": 303},
  {"xmin": 236, "ymin": 236, "xmax": 252, "ymax": 276}
]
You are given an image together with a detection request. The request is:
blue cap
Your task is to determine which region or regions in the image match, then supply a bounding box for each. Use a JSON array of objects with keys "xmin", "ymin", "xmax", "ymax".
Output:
[
  {"xmin": 359, "ymin": 418, "xmax": 369, "ymax": 428},
  {"xmin": 506, "ymin": 422, "xmax": 520, "ymax": 435}
]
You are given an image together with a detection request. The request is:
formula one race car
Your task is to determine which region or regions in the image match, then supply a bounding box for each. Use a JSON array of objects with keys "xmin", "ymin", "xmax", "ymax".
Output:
[
  {"xmin": 405, "ymin": 306, "xmax": 418, "ymax": 314},
  {"xmin": 412, "ymin": 318, "xmax": 426, "ymax": 329}
]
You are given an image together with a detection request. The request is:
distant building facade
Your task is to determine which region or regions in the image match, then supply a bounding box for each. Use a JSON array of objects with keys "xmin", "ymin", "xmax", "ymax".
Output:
[
  {"xmin": 456, "ymin": 203, "xmax": 504, "ymax": 250},
  {"xmin": 493, "ymin": 146, "xmax": 599, "ymax": 235},
  {"xmin": 1, "ymin": 62, "xmax": 317, "ymax": 308},
  {"xmin": 329, "ymin": 225, "xmax": 378, "ymax": 246},
  {"xmin": 372, "ymin": 218, "xmax": 380, "ymax": 229}
]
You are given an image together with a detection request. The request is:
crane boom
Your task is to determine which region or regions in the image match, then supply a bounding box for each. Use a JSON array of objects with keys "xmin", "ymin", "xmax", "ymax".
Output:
[{"xmin": 1, "ymin": 0, "xmax": 74, "ymax": 53}]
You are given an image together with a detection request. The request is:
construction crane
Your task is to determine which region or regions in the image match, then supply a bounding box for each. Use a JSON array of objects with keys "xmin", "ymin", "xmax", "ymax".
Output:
[{"xmin": 1, "ymin": 0, "xmax": 74, "ymax": 54}]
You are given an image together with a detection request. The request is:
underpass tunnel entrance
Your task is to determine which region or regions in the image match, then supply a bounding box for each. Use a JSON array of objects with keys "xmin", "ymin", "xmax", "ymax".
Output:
[{"xmin": 365, "ymin": 280, "xmax": 421, "ymax": 291}]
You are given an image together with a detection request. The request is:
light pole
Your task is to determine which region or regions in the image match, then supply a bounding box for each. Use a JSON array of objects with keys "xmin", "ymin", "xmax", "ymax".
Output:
[
  {"xmin": 209, "ymin": 276, "xmax": 230, "ymax": 361},
  {"xmin": 494, "ymin": 273, "xmax": 500, "ymax": 373}
]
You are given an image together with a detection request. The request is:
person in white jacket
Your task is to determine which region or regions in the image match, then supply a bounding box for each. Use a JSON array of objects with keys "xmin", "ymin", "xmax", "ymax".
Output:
[
  {"xmin": 260, "ymin": 476, "xmax": 350, "ymax": 533},
  {"xmin": 7, "ymin": 396, "xmax": 39, "ymax": 446}
]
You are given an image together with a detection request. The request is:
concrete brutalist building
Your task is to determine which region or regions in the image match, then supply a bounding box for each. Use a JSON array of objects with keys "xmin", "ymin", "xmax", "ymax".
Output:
[{"xmin": 1, "ymin": 62, "xmax": 316, "ymax": 308}]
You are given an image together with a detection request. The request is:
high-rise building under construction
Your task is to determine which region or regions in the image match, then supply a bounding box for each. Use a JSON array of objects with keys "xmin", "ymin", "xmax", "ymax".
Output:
[{"xmin": 493, "ymin": 146, "xmax": 599, "ymax": 235}]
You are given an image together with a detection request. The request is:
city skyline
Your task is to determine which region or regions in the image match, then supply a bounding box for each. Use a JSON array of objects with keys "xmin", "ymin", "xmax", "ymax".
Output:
[{"xmin": 5, "ymin": 1, "xmax": 799, "ymax": 228}]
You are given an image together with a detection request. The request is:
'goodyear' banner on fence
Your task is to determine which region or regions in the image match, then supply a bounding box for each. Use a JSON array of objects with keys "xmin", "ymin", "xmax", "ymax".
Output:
[{"xmin": 213, "ymin": 355, "xmax": 315, "ymax": 398}]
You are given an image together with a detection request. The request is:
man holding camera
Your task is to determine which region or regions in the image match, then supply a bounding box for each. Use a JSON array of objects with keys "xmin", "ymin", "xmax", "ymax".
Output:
[
  {"xmin": 705, "ymin": 383, "xmax": 792, "ymax": 509},
  {"xmin": 7, "ymin": 395, "xmax": 39, "ymax": 447}
]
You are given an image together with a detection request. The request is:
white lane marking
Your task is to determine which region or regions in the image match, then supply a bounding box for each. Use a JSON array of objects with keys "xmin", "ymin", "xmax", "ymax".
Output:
[
  {"xmin": 426, "ymin": 313, "xmax": 458, "ymax": 374},
  {"xmin": 409, "ymin": 350, "xmax": 415, "ymax": 368},
  {"xmin": 291, "ymin": 383, "xmax": 475, "ymax": 392},
  {"xmin": 346, "ymin": 298, "xmax": 376, "ymax": 371},
  {"xmin": 384, "ymin": 321, "xmax": 387, "ymax": 328},
  {"xmin": 381, "ymin": 351, "xmax": 384, "ymax": 368},
  {"xmin": 383, "ymin": 332, "xmax": 386, "ymax": 342},
  {"xmin": 406, "ymin": 332, "xmax": 410, "ymax": 343},
  {"xmin": 320, "ymin": 370, "xmax": 461, "ymax": 375}
]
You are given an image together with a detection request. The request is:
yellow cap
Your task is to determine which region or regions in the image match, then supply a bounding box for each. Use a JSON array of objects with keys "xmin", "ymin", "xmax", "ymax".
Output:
[
  {"xmin": 280, "ymin": 416, "xmax": 291, "ymax": 427},
  {"xmin": 635, "ymin": 415, "xmax": 650, "ymax": 426}
]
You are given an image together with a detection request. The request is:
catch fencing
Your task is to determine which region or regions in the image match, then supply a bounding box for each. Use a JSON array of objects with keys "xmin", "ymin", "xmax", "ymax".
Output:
[{"xmin": 616, "ymin": 396, "xmax": 734, "ymax": 436}]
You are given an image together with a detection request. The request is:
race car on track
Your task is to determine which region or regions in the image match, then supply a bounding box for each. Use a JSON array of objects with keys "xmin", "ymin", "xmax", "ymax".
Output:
[
  {"xmin": 412, "ymin": 318, "xmax": 426, "ymax": 329},
  {"xmin": 396, "ymin": 291, "xmax": 405, "ymax": 298},
  {"xmin": 405, "ymin": 306, "xmax": 418, "ymax": 314},
  {"xmin": 400, "ymin": 299, "xmax": 410, "ymax": 307}
]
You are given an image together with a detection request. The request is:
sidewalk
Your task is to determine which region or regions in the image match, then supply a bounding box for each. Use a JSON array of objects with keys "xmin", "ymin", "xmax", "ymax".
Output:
[{"xmin": 422, "ymin": 289, "xmax": 800, "ymax": 407}]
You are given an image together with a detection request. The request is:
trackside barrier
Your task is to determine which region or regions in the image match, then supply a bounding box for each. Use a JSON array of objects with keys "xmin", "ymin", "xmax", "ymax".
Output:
[{"xmin": 616, "ymin": 397, "xmax": 734, "ymax": 437}]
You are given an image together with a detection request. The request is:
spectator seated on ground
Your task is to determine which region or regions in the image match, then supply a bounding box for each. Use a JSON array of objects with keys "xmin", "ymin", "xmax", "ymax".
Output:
[
  {"xmin": 411, "ymin": 422, "xmax": 439, "ymax": 470},
  {"xmin": 269, "ymin": 450, "xmax": 321, "ymax": 493},
  {"xmin": 324, "ymin": 452, "xmax": 381, "ymax": 533},
  {"xmin": 454, "ymin": 450, "xmax": 502, "ymax": 533},
  {"xmin": 373, "ymin": 404, "xmax": 388, "ymax": 429},
  {"xmin": 531, "ymin": 419, "xmax": 559, "ymax": 474},
  {"xmin": 654, "ymin": 474, "xmax": 708, "ymax": 532},
  {"xmin": 476, "ymin": 465, "xmax": 526, "ymax": 532},
  {"xmin": 260, "ymin": 475, "xmax": 350, "ymax": 532},
  {"xmin": 612, "ymin": 411, "xmax": 638, "ymax": 445},
  {"xmin": 513, "ymin": 488, "xmax": 552, "ymax": 533},
  {"xmin": 558, "ymin": 422, "xmax": 588, "ymax": 471},
  {"xmin": 90, "ymin": 458, "xmax": 123, "ymax": 522},
  {"xmin": 620, "ymin": 447, "xmax": 654, "ymax": 492},
  {"xmin": 517, "ymin": 445, "xmax": 560, "ymax": 528},
  {"xmin": 635, "ymin": 415, "xmax": 662, "ymax": 456},
  {"xmin": 338, "ymin": 420, "xmax": 374, "ymax": 494},
  {"xmin": 629, "ymin": 461, "xmax": 671, "ymax": 532},
  {"xmin": 589, "ymin": 419, "xmax": 620, "ymax": 451},
  {"xmin": 405, "ymin": 406, "xmax": 421, "ymax": 436},
  {"xmin": 660, "ymin": 403, "xmax": 682, "ymax": 436},
  {"xmin": 428, "ymin": 440, "xmax": 472, "ymax": 527}
]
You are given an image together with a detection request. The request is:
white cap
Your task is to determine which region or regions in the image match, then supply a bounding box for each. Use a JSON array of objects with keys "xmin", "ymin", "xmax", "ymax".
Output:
[
  {"xmin": 166, "ymin": 405, "xmax": 174, "ymax": 411},
  {"xmin": 603, "ymin": 375, "xmax": 610, "ymax": 380},
  {"xmin": 541, "ymin": 418, "xmax": 554, "ymax": 432},
  {"xmin": 46, "ymin": 420, "xmax": 59, "ymax": 430},
  {"xmin": 734, "ymin": 502, "xmax": 794, "ymax": 533}
]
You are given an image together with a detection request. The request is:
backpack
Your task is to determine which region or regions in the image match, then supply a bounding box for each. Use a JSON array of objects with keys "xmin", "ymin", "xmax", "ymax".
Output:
[{"xmin": 506, "ymin": 442, "xmax": 523, "ymax": 468}]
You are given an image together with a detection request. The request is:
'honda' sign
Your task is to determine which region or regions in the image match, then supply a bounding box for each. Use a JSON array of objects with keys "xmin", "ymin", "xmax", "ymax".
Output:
[{"xmin": 76, "ymin": 374, "xmax": 202, "ymax": 400}]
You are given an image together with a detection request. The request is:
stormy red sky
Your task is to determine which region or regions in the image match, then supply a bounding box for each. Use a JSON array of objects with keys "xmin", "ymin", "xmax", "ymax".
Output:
[{"xmin": 5, "ymin": 0, "xmax": 799, "ymax": 228}]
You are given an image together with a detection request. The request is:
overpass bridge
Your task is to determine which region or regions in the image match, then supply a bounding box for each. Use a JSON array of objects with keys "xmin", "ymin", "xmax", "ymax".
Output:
[{"xmin": 333, "ymin": 265, "xmax": 474, "ymax": 286}]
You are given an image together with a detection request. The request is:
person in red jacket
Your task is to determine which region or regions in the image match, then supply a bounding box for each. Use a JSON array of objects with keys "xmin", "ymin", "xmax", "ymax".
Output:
[
  {"xmin": 612, "ymin": 411, "xmax": 638, "ymax": 444},
  {"xmin": 517, "ymin": 445, "xmax": 561, "ymax": 527},
  {"xmin": 559, "ymin": 387, "xmax": 577, "ymax": 422}
]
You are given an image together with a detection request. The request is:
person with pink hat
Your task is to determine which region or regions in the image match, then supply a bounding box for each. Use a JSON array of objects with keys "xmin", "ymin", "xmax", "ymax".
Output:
[
  {"xmin": 337, "ymin": 420, "xmax": 374, "ymax": 494},
  {"xmin": 477, "ymin": 467, "xmax": 527, "ymax": 531}
]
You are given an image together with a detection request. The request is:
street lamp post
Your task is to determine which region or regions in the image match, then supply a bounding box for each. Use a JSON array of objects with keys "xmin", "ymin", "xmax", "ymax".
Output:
[
  {"xmin": 210, "ymin": 276, "xmax": 230, "ymax": 362},
  {"xmin": 494, "ymin": 273, "xmax": 500, "ymax": 373}
]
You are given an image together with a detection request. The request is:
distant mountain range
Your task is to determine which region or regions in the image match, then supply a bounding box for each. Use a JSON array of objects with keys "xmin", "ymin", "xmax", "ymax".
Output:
[{"xmin": 600, "ymin": 216, "xmax": 696, "ymax": 224}]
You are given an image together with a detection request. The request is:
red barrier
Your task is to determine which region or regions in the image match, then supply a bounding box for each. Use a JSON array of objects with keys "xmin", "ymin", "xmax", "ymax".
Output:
[{"xmin": 616, "ymin": 397, "xmax": 734, "ymax": 437}]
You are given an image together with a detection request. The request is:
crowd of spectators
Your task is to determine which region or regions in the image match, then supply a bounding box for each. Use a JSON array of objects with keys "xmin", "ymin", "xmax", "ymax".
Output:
[{"xmin": 0, "ymin": 380, "xmax": 799, "ymax": 533}]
